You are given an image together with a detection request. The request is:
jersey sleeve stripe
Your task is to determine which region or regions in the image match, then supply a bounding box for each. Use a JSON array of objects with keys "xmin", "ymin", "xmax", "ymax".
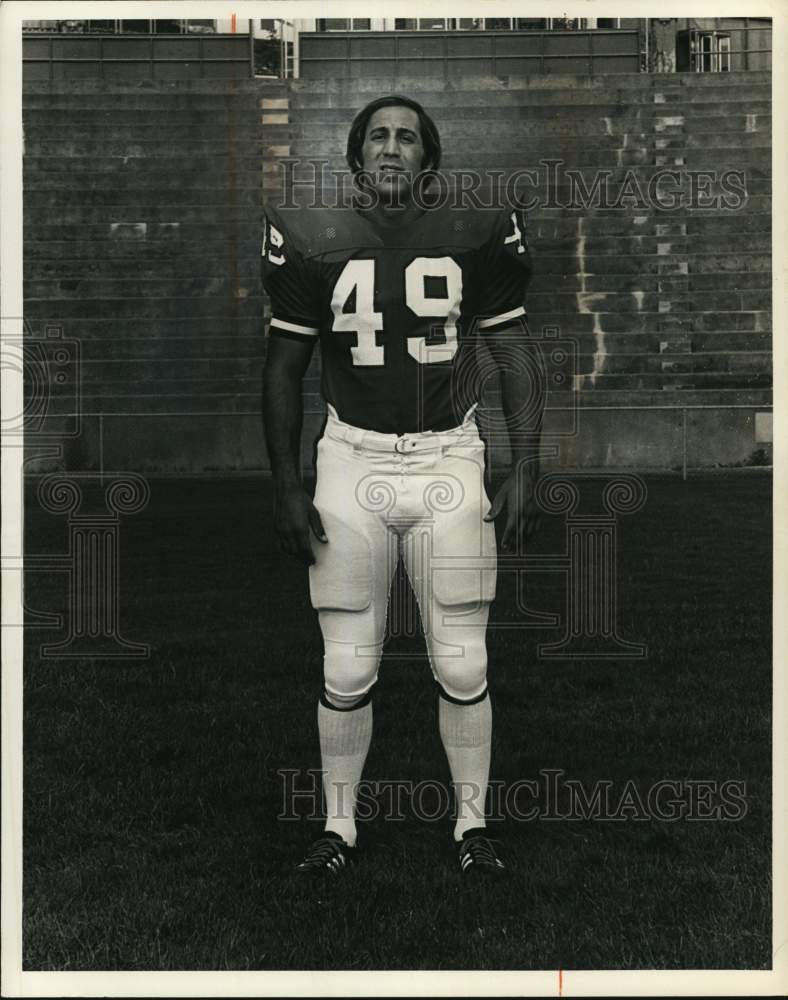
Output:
[
  {"xmin": 477, "ymin": 306, "xmax": 526, "ymax": 330},
  {"xmin": 270, "ymin": 316, "xmax": 320, "ymax": 338}
]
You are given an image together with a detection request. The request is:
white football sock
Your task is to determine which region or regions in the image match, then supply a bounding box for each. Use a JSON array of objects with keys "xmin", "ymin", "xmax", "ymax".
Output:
[
  {"xmin": 318, "ymin": 694, "xmax": 372, "ymax": 848},
  {"xmin": 439, "ymin": 691, "xmax": 492, "ymax": 842}
]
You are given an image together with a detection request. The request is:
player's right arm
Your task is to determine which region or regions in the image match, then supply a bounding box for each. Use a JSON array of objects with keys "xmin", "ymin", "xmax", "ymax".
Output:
[
  {"xmin": 260, "ymin": 208, "xmax": 326, "ymax": 565},
  {"xmin": 262, "ymin": 337, "xmax": 326, "ymax": 564}
]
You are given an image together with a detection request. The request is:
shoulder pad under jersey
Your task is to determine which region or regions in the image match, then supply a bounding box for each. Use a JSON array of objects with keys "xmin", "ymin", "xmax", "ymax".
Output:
[{"xmin": 264, "ymin": 204, "xmax": 378, "ymax": 260}]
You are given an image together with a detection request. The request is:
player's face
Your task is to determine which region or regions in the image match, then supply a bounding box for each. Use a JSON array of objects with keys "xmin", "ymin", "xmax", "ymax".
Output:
[{"xmin": 360, "ymin": 106, "xmax": 426, "ymax": 202}]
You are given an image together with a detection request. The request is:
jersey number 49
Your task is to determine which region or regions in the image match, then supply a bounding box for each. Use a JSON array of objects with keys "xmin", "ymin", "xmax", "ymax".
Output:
[{"xmin": 330, "ymin": 257, "xmax": 462, "ymax": 367}]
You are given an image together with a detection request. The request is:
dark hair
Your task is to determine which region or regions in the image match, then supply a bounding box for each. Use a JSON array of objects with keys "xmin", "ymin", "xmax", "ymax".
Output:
[{"xmin": 346, "ymin": 94, "xmax": 442, "ymax": 174}]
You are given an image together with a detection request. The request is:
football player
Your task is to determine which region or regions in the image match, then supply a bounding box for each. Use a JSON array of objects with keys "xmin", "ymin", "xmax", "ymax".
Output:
[{"xmin": 262, "ymin": 95, "xmax": 543, "ymax": 875}]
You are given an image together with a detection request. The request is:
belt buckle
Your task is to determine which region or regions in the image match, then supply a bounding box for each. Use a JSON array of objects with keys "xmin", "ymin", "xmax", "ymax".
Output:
[{"xmin": 395, "ymin": 436, "xmax": 408, "ymax": 454}]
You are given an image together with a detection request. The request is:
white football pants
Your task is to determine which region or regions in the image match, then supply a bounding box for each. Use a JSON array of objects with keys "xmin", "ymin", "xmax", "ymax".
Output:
[{"xmin": 309, "ymin": 405, "xmax": 497, "ymax": 705}]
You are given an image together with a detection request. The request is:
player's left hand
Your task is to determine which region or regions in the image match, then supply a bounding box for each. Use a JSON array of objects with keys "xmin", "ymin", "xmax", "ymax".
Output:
[{"xmin": 484, "ymin": 462, "xmax": 541, "ymax": 553}]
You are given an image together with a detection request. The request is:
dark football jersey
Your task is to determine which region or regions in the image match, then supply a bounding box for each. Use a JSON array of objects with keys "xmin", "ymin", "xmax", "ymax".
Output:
[{"xmin": 261, "ymin": 200, "xmax": 531, "ymax": 433}]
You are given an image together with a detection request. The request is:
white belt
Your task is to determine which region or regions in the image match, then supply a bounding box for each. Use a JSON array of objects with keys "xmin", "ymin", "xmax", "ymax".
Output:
[{"xmin": 324, "ymin": 404, "xmax": 479, "ymax": 454}]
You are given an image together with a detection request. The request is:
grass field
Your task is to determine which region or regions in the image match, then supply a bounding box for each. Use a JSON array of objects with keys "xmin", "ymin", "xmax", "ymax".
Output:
[{"xmin": 22, "ymin": 472, "xmax": 772, "ymax": 970}]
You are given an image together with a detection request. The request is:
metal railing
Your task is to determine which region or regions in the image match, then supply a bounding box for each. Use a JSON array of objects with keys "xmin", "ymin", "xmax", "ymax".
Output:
[
  {"xmin": 298, "ymin": 29, "xmax": 641, "ymax": 78},
  {"xmin": 22, "ymin": 32, "xmax": 254, "ymax": 80}
]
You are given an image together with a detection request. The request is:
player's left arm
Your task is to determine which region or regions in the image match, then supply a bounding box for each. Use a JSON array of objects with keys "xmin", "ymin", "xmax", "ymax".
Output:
[
  {"xmin": 483, "ymin": 321, "xmax": 546, "ymax": 552},
  {"xmin": 477, "ymin": 207, "xmax": 545, "ymax": 551}
]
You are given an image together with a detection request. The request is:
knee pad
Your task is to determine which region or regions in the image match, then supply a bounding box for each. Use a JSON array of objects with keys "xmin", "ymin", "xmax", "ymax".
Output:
[
  {"xmin": 436, "ymin": 681, "xmax": 489, "ymax": 707},
  {"xmin": 322, "ymin": 626, "xmax": 381, "ymax": 709},
  {"xmin": 429, "ymin": 621, "xmax": 489, "ymax": 703},
  {"xmin": 320, "ymin": 687, "xmax": 373, "ymax": 712}
]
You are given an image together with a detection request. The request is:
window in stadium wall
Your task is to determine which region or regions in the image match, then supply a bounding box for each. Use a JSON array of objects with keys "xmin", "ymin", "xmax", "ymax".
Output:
[
  {"xmin": 120, "ymin": 20, "xmax": 150, "ymax": 33},
  {"xmin": 87, "ymin": 20, "xmax": 116, "ymax": 33},
  {"xmin": 185, "ymin": 20, "xmax": 215, "ymax": 33},
  {"xmin": 318, "ymin": 19, "xmax": 371, "ymax": 31},
  {"xmin": 484, "ymin": 18, "xmax": 513, "ymax": 30},
  {"xmin": 153, "ymin": 20, "xmax": 183, "ymax": 34},
  {"xmin": 697, "ymin": 32, "xmax": 731, "ymax": 71},
  {"xmin": 597, "ymin": 18, "xmax": 622, "ymax": 29},
  {"xmin": 718, "ymin": 35, "xmax": 731, "ymax": 70},
  {"xmin": 394, "ymin": 18, "xmax": 449, "ymax": 30},
  {"xmin": 515, "ymin": 18, "xmax": 549, "ymax": 29}
]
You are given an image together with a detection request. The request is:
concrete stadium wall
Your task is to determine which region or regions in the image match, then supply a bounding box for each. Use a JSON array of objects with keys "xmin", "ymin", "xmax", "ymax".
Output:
[
  {"xmin": 22, "ymin": 71, "xmax": 771, "ymax": 473},
  {"xmin": 23, "ymin": 78, "xmax": 269, "ymax": 474}
]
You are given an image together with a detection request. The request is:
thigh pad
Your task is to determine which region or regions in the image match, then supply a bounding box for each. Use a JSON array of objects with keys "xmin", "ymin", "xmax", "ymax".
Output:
[{"xmin": 309, "ymin": 512, "xmax": 373, "ymax": 612}]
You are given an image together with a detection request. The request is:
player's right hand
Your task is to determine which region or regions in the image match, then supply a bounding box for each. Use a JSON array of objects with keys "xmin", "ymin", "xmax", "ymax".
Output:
[{"xmin": 273, "ymin": 482, "xmax": 328, "ymax": 565}]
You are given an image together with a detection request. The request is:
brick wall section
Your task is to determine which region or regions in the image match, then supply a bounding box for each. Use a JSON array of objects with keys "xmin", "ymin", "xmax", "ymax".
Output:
[
  {"xmin": 23, "ymin": 72, "xmax": 770, "ymax": 472},
  {"xmin": 279, "ymin": 71, "xmax": 771, "ymax": 469},
  {"xmin": 23, "ymin": 78, "xmax": 267, "ymax": 473}
]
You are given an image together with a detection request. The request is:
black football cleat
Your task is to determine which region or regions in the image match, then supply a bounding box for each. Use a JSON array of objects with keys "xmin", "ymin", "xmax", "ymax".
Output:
[
  {"xmin": 458, "ymin": 827, "xmax": 506, "ymax": 875},
  {"xmin": 295, "ymin": 831, "xmax": 353, "ymax": 874}
]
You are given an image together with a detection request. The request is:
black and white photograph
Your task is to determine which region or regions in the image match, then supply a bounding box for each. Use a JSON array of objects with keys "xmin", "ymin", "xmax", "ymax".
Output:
[{"xmin": 1, "ymin": 2, "xmax": 786, "ymax": 995}]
